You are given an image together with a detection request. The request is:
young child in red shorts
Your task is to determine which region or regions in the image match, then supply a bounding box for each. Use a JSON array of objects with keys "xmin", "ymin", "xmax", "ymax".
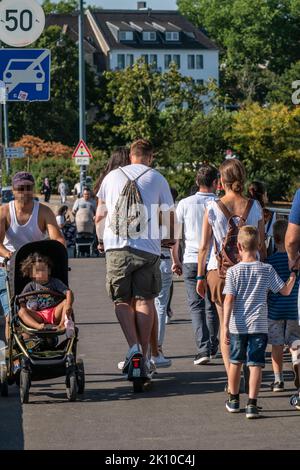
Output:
[{"xmin": 18, "ymin": 252, "xmax": 75, "ymax": 336}]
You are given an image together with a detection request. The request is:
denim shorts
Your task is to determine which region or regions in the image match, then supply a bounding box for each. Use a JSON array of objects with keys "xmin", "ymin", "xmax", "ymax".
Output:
[{"xmin": 230, "ymin": 333, "xmax": 268, "ymax": 367}]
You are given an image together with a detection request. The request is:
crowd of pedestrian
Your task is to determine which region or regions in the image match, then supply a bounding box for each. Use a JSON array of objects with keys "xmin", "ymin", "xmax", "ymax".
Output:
[{"xmin": 1, "ymin": 139, "xmax": 300, "ymax": 419}]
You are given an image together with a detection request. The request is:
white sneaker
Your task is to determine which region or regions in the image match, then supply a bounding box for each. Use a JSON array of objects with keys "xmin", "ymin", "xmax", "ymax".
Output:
[
  {"xmin": 144, "ymin": 359, "xmax": 156, "ymax": 379},
  {"xmin": 118, "ymin": 361, "xmax": 125, "ymax": 370},
  {"xmin": 165, "ymin": 316, "xmax": 170, "ymax": 324},
  {"xmin": 151, "ymin": 352, "xmax": 172, "ymax": 368}
]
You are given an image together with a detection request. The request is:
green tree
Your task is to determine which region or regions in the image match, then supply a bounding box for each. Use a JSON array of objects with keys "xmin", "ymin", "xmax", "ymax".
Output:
[
  {"xmin": 42, "ymin": 0, "xmax": 78, "ymax": 14},
  {"xmin": 8, "ymin": 26, "xmax": 99, "ymax": 146},
  {"xmin": 91, "ymin": 60, "xmax": 208, "ymax": 164},
  {"xmin": 177, "ymin": 0, "xmax": 300, "ymax": 103},
  {"xmin": 267, "ymin": 61, "xmax": 300, "ymax": 106},
  {"xmin": 228, "ymin": 103, "xmax": 300, "ymax": 199}
]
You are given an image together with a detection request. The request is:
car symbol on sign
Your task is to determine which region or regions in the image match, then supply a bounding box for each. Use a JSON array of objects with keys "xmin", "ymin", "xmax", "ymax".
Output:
[{"xmin": 3, "ymin": 59, "xmax": 45, "ymax": 91}]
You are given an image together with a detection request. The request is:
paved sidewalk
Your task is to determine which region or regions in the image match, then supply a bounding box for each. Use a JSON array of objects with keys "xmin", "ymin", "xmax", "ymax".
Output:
[{"xmin": 1, "ymin": 258, "xmax": 300, "ymax": 450}]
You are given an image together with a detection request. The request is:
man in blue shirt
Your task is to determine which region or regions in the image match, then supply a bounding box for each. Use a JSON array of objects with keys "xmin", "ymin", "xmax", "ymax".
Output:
[
  {"xmin": 267, "ymin": 220, "xmax": 300, "ymax": 392},
  {"xmin": 285, "ymin": 190, "xmax": 300, "ymax": 404}
]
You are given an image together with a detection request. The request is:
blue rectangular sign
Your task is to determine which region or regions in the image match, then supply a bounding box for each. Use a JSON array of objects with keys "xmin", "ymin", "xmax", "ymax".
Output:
[{"xmin": 0, "ymin": 49, "xmax": 50, "ymax": 102}]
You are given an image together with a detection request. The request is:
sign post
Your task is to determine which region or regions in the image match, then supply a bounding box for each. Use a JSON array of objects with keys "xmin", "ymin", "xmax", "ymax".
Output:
[
  {"xmin": 78, "ymin": 0, "xmax": 87, "ymax": 194},
  {"xmin": 0, "ymin": 0, "xmax": 46, "ymax": 176},
  {"xmin": 72, "ymin": 140, "xmax": 92, "ymax": 189}
]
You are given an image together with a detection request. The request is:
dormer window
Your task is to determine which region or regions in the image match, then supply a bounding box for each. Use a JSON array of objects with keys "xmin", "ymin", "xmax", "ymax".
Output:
[
  {"xmin": 142, "ymin": 31, "xmax": 157, "ymax": 41},
  {"xmin": 119, "ymin": 31, "xmax": 134, "ymax": 41},
  {"xmin": 165, "ymin": 31, "xmax": 179, "ymax": 41}
]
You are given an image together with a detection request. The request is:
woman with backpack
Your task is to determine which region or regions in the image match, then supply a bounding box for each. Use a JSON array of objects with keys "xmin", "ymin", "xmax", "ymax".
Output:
[{"xmin": 196, "ymin": 159, "xmax": 266, "ymax": 379}]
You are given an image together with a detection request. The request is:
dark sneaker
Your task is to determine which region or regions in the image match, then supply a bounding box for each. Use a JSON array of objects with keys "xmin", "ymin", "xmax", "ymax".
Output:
[
  {"xmin": 245, "ymin": 404, "xmax": 260, "ymax": 419},
  {"xmin": 194, "ymin": 354, "xmax": 210, "ymax": 365},
  {"xmin": 270, "ymin": 381, "xmax": 285, "ymax": 392},
  {"xmin": 225, "ymin": 398, "xmax": 240, "ymax": 413}
]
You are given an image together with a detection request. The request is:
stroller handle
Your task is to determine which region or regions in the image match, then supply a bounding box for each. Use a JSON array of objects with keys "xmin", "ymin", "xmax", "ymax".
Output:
[{"xmin": 16, "ymin": 290, "xmax": 66, "ymax": 304}]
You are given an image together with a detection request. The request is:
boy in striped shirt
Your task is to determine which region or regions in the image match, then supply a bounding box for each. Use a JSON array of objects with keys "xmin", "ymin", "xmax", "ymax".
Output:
[
  {"xmin": 267, "ymin": 220, "xmax": 300, "ymax": 395},
  {"xmin": 223, "ymin": 226, "xmax": 296, "ymax": 418}
]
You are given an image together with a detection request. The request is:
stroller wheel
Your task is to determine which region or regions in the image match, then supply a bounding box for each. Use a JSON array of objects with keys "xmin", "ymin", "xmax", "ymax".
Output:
[
  {"xmin": 66, "ymin": 371, "xmax": 77, "ymax": 402},
  {"xmin": 76, "ymin": 359, "xmax": 85, "ymax": 395},
  {"xmin": 0, "ymin": 364, "xmax": 8, "ymax": 396},
  {"xmin": 20, "ymin": 369, "xmax": 30, "ymax": 404}
]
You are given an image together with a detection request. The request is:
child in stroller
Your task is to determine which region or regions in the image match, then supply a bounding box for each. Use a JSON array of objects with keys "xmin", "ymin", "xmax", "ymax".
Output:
[{"xmin": 18, "ymin": 252, "xmax": 75, "ymax": 337}]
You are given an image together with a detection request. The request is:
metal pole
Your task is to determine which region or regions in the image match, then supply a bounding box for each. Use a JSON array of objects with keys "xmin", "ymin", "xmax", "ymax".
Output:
[
  {"xmin": 78, "ymin": 0, "xmax": 86, "ymax": 196},
  {"xmin": 3, "ymin": 101, "xmax": 10, "ymax": 176}
]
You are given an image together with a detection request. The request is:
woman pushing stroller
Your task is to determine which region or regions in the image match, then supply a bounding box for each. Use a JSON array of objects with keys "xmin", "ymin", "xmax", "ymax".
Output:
[{"xmin": 18, "ymin": 252, "xmax": 75, "ymax": 337}]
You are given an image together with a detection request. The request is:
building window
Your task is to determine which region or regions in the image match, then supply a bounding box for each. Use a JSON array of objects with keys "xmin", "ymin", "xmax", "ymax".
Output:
[
  {"xmin": 196, "ymin": 79, "xmax": 204, "ymax": 85},
  {"xmin": 164, "ymin": 54, "xmax": 172, "ymax": 69},
  {"xmin": 188, "ymin": 55, "xmax": 195, "ymax": 69},
  {"xmin": 141, "ymin": 54, "xmax": 149, "ymax": 65},
  {"xmin": 149, "ymin": 54, "xmax": 158, "ymax": 68},
  {"xmin": 117, "ymin": 54, "xmax": 125, "ymax": 69},
  {"xmin": 173, "ymin": 54, "xmax": 181, "ymax": 68},
  {"xmin": 119, "ymin": 31, "xmax": 134, "ymax": 41},
  {"xmin": 126, "ymin": 54, "xmax": 134, "ymax": 67},
  {"xmin": 142, "ymin": 31, "xmax": 157, "ymax": 41},
  {"xmin": 165, "ymin": 31, "xmax": 179, "ymax": 41},
  {"xmin": 196, "ymin": 55, "xmax": 204, "ymax": 69}
]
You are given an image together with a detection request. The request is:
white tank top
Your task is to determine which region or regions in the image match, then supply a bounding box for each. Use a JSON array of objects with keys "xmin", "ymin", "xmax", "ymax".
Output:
[{"xmin": 1, "ymin": 201, "xmax": 45, "ymax": 261}]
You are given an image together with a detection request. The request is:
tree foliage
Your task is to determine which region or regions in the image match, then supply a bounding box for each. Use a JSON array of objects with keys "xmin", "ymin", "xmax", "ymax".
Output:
[
  {"xmin": 177, "ymin": 0, "xmax": 300, "ymax": 103},
  {"xmin": 42, "ymin": 0, "xmax": 78, "ymax": 14},
  {"xmin": 91, "ymin": 60, "xmax": 210, "ymax": 165},
  {"xmin": 228, "ymin": 103, "xmax": 300, "ymax": 199}
]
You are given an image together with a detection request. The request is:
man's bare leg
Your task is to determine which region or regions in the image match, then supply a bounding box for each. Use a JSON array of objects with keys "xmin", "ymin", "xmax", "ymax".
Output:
[
  {"xmin": 135, "ymin": 299, "xmax": 155, "ymax": 357},
  {"xmin": 115, "ymin": 301, "xmax": 139, "ymax": 348}
]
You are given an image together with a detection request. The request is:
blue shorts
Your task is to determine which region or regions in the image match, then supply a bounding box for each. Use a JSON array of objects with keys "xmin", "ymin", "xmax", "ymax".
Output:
[{"xmin": 230, "ymin": 333, "xmax": 268, "ymax": 367}]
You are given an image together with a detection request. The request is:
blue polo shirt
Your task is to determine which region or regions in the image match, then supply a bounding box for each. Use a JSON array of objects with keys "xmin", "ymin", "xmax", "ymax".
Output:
[
  {"xmin": 289, "ymin": 189, "xmax": 300, "ymax": 225},
  {"xmin": 267, "ymin": 252, "xmax": 299, "ymax": 320}
]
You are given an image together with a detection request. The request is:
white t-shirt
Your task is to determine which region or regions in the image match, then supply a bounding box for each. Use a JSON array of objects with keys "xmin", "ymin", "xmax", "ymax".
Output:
[
  {"xmin": 223, "ymin": 261, "xmax": 284, "ymax": 334},
  {"xmin": 206, "ymin": 199, "xmax": 263, "ymax": 271},
  {"xmin": 97, "ymin": 164, "xmax": 174, "ymax": 256},
  {"xmin": 176, "ymin": 192, "xmax": 216, "ymax": 264}
]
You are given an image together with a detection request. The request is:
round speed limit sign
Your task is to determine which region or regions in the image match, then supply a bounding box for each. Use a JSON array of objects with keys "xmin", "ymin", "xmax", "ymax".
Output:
[{"xmin": 0, "ymin": 0, "xmax": 45, "ymax": 47}]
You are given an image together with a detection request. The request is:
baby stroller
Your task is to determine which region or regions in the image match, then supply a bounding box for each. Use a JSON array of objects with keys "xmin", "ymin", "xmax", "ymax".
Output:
[
  {"xmin": 74, "ymin": 207, "xmax": 96, "ymax": 258},
  {"xmin": 0, "ymin": 240, "xmax": 85, "ymax": 403}
]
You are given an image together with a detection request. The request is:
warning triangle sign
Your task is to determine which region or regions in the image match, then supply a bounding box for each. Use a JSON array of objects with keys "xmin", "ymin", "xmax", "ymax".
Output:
[{"xmin": 72, "ymin": 139, "xmax": 92, "ymax": 158}]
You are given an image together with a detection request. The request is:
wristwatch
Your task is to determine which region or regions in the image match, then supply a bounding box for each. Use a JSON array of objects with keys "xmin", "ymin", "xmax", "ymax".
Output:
[{"xmin": 196, "ymin": 275, "xmax": 206, "ymax": 281}]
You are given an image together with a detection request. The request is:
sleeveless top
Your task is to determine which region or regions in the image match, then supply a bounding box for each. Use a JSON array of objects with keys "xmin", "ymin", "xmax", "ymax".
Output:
[{"xmin": 0, "ymin": 201, "xmax": 45, "ymax": 262}]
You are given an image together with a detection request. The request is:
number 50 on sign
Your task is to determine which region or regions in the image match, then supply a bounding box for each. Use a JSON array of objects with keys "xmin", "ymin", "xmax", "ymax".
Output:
[{"xmin": 0, "ymin": 0, "xmax": 45, "ymax": 47}]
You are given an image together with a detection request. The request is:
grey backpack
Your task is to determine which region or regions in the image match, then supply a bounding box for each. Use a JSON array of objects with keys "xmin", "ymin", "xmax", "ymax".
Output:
[{"xmin": 109, "ymin": 167, "xmax": 151, "ymax": 238}]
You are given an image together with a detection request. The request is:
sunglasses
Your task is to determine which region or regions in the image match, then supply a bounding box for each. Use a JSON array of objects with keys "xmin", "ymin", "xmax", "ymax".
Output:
[{"xmin": 14, "ymin": 185, "xmax": 34, "ymax": 192}]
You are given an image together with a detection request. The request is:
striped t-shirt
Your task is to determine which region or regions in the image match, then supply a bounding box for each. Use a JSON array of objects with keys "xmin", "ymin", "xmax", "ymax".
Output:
[
  {"xmin": 223, "ymin": 261, "xmax": 285, "ymax": 334},
  {"xmin": 267, "ymin": 252, "xmax": 299, "ymax": 320}
]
